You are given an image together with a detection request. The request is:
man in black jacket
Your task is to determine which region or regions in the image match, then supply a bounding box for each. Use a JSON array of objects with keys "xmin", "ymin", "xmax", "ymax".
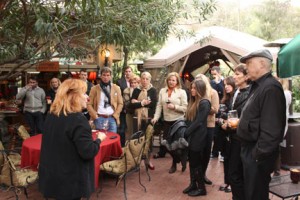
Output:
[
  {"xmin": 237, "ymin": 49, "xmax": 286, "ymax": 200},
  {"xmin": 79, "ymin": 69, "xmax": 94, "ymax": 120},
  {"xmin": 117, "ymin": 66, "xmax": 133, "ymax": 146}
]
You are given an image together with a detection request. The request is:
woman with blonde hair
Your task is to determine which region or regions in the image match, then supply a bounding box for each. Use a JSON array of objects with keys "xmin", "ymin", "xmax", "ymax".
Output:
[
  {"xmin": 195, "ymin": 73, "xmax": 219, "ymax": 185},
  {"xmin": 183, "ymin": 79, "xmax": 211, "ymax": 196},
  {"xmin": 128, "ymin": 71, "xmax": 157, "ymax": 170},
  {"xmin": 152, "ymin": 72, "xmax": 188, "ymax": 173},
  {"xmin": 39, "ymin": 79, "xmax": 106, "ymax": 200},
  {"xmin": 46, "ymin": 77, "xmax": 61, "ymax": 112},
  {"xmin": 123, "ymin": 74, "xmax": 140, "ymax": 139}
]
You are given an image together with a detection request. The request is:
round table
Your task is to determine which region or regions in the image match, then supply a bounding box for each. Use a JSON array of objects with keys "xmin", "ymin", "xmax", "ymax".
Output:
[{"xmin": 21, "ymin": 131, "xmax": 122, "ymax": 188}]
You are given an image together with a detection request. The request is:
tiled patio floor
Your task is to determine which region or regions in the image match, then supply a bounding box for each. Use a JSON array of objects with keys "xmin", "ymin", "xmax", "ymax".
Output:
[{"xmin": 0, "ymin": 147, "xmax": 288, "ymax": 200}]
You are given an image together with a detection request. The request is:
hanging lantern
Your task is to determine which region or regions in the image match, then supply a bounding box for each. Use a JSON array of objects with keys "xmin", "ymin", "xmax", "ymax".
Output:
[
  {"xmin": 184, "ymin": 72, "xmax": 189, "ymax": 79},
  {"xmin": 88, "ymin": 72, "xmax": 97, "ymax": 81}
]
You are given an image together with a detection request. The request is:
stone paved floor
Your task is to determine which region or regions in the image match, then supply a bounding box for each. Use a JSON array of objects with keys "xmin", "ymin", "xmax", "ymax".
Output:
[{"xmin": 0, "ymin": 147, "xmax": 287, "ymax": 200}]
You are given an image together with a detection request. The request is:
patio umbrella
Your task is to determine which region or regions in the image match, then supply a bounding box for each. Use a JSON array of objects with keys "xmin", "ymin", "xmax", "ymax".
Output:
[{"xmin": 277, "ymin": 34, "xmax": 300, "ymax": 78}]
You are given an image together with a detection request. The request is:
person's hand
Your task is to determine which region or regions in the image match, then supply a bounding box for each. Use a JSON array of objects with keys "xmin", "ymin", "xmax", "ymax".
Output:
[
  {"xmin": 151, "ymin": 119, "xmax": 157, "ymax": 124},
  {"xmin": 97, "ymin": 132, "xmax": 107, "ymax": 142},
  {"xmin": 131, "ymin": 99, "xmax": 138, "ymax": 103},
  {"xmin": 167, "ymin": 103, "xmax": 175, "ymax": 110},
  {"xmin": 25, "ymin": 84, "xmax": 32, "ymax": 90},
  {"xmin": 221, "ymin": 121, "xmax": 228, "ymax": 130},
  {"xmin": 141, "ymin": 99, "xmax": 151, "ymax": 106}
]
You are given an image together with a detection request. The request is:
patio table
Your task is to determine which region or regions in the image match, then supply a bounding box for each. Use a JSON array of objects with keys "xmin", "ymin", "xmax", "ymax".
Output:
[{"xmin": 21, "ymin": 131, "xmax": 122, "ymax": 188}]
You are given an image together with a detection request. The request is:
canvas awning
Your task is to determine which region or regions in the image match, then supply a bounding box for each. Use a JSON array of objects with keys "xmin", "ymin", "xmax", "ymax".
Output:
[{"xmin": 143, "ymin": 26, "xmax": 278, "ymax": 72}]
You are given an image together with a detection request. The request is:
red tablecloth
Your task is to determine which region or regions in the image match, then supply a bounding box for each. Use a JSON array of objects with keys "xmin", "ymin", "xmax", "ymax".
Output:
[{"xmin": 21, "ymin": 131, "xmax": 122, "ymax": 189}]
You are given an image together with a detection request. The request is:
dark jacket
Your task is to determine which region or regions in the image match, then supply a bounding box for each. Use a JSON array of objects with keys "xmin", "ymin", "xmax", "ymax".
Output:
[
  {"xmin": 46, "ymin": 89, "xmax": 56, "ymax": 112},
  {"xmin": 86, "ymin": 81, "xmax": 93, "ymax": 95},
  {"xmin": 211, "ymin": 80, "xmax": 224, "ymax": 101},
  {"xmin": 117, "ymin": 77, "xmax": 129, "ymax": 113},
  {"xmin": 46, "ymin": 89, "xmax": 56, "ymax": 102},
  {"xmin": 128, "ymin": 87, "xmax": 157, "ymax": 118},
  {"xmin": 39, "ymin": 113, "xmax": 101, "ymax": 199},
  {"xmin": 185, "ymin": 99, "xmax": 211, "ymax": 152},
  {"xmin": 161, "ymin": 120, "xmax": 188, "ymax": 151},
  {"xmin": 117, "ymin": 77, "xmax": 128, "ymax": 94},
  {"xmin": 237, "ymin": 72, "xmax": 286, "ymax": 161},
  {"xmin": 225, "ymin": 86, "xmax": 251, "ymax": 139}
]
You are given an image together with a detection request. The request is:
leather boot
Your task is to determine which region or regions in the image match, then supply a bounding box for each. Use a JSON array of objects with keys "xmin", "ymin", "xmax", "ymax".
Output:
[
  {"xmin": 168, "ymin": 160, "xmax": 177, "ymax": 174},
  {"xmin": 204, "ymin": 175, "xmax": 212, "ymax": 185},
  {"xmin": 183, "ymin": 167, "xmax": 197, "ymax": 194},
  {"xmin": 188, "ymin": 167, "xmax": 207, "ymax": 196},
  {"xmin": 181, "ymin": 149, "xmax": 188, "ymax": 172}
]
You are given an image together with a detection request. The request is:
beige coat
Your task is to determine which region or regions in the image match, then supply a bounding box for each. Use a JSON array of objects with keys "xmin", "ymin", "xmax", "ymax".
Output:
[
  {"xmin": 87, "ymin": 84, "xmax": 123, "ymax": 125},
  {"xmin": 207, "ymin": 89, "xmax": 219, "ymax": 128}
]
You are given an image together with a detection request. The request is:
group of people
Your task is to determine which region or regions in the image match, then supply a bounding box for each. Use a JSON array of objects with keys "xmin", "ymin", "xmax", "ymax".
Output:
[{"xmin": 17, "ymin": 49, "xmax": 289, "ymax": 200}]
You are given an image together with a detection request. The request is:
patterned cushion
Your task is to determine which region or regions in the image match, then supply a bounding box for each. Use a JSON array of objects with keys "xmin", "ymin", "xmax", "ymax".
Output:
[
  {"xmin": 143, "ymin": 124, "xmax": 153, "ymax": 158},
  {"xmin": 100, "ymin": 135, "xmax": 145, "ymax": 175},
  {"xmin": 17, "ymin": 125, "xmax": 30, "ymax": 140},
  {"xmin": 0, "ymin": 152, "xmax": 38, "ymax": 187}
]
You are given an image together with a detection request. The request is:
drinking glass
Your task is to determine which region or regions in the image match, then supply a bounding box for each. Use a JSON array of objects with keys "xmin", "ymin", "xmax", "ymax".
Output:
[
  {"xmin": 166, "ymin": 97, "xmax": 171, "ymax": 104},
  {"xmin": 227, "ymin": 110, "xmax": 239, "ymax": 129},
  {"xmin": 101, "ymin": 119, "xmax": 109, "ymax": 134}
]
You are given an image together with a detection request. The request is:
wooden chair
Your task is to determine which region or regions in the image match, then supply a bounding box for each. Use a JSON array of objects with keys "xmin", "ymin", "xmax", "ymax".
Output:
[
  {"xmin": 7, "ymin": 123, "xmax": 30, "ymax": 151},
  {"xmin": 99, "ymin": 131, "xmax": 146, "ymax": 200},
  {"xmin": 16, "ymin": 125, "xmax": 30, "ymax": 140}
]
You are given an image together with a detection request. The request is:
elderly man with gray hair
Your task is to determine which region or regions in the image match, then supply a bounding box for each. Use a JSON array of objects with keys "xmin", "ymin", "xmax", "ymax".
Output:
[{"xmin": 237, "ymin": 49, "xmax": 286, "ymax": 200}]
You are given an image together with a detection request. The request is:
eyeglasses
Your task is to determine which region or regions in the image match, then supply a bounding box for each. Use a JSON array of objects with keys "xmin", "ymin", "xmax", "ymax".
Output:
[{"xmin": 29, "ymin": 81, "xmax": 37, "ymax": 84}]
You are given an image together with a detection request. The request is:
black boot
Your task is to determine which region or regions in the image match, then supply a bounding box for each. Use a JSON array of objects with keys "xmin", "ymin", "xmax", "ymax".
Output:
[
  {"xmin": 204, "ymin": 175, "xmax": 212, "ymax": 185},
  {"xmin": 188, "ymin": 167, "xmax": 207, "ymax": 196},
  {"xmin": 183, "ymin": 167, "xmax": 197, "ymax": 194},
  {"xmin": 181, "ymin": 149, "xmax": 188, "ymax": 172},
  {"xmin": 169, "ymin": 160, "xmax": 177, "ymax": 174}
]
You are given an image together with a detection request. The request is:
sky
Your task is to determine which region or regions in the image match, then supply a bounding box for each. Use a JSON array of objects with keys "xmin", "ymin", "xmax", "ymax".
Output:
[{"xmin": 220, "ymin": 0, "xmax": 300, "ymax": 8}]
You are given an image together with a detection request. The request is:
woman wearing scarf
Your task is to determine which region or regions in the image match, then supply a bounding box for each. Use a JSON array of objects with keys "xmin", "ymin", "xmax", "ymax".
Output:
[
  {"xmin": 123, "ymin": 74, "xmax": 140, "ymax": 140},
  {"xmin": 128, "ymin": 71, "xmax": 157, "ymax": 170}
]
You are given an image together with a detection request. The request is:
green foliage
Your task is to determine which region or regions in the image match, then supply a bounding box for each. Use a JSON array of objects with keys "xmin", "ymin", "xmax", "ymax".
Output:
[
  {"xmin": 0, "ymin": 0, "xmax": 216, "ymax": 80},
  {"xmin": 292, "ymin": 77, "xmax": 300, "ymax": 112}
]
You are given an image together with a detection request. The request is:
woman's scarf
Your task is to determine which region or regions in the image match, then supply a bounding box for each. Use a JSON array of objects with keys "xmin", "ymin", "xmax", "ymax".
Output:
[{"xmin": 135, "ymin": 84, "xmax": 152, "ymax": 130}]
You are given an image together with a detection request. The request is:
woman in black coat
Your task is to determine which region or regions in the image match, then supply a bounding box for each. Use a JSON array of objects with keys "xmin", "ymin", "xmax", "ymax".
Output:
[
  {"xmin": 183, "ymin": 79, "xmax": 211, "ymax": 197},
  {"xmin": 39, "ymin": 79, "xmax": 106, "ymax": 200},
  {"xmin": 128, "ymin": 71, "xmax": 157, "ymax": 170},
  {"xmin": 221, "ymin": 64, "xmax": 251, "ymax": 199}
]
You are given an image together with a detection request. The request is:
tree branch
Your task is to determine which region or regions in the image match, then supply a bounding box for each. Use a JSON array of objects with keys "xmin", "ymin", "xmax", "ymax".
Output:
[{"xmin": 20, "ymin": 0, "xmax": 29, "ymax": 53}]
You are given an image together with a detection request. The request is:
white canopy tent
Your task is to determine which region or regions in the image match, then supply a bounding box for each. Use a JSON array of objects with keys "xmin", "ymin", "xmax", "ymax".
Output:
[{"xmin": 143, "ymin": 26, "xmax": 278, "ymax": 73}]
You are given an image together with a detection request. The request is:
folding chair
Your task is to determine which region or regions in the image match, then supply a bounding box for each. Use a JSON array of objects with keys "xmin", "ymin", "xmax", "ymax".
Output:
[{"xmin": 99, "ymin": 131, "xmax": 146, "ymax": 200}]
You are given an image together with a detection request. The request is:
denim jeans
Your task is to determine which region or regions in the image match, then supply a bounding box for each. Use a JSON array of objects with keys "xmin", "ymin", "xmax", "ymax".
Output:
[
  {"xmin": 24, "ymin": 111, "xmax": 44, "ymax": 135},
  {"xmin": 94, "ymin": 116, "xmax": 117, "ymax": 133}
]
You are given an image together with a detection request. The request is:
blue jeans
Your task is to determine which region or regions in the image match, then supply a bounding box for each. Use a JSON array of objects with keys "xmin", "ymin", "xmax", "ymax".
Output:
[
  {"xmin": 24, "ymin": 111, "xmax": 44, "ymax": 135},
  {"xmin": 94, "ymin": 116, "xmax": 117, "ymax": 133}
]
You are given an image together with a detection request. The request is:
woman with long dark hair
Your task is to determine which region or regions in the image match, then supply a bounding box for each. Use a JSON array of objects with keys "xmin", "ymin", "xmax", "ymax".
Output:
[
  {"xmin": 217, "ymin": 76, "xmax": 235, "ymax": 193},
  {"xmin": 183, "ymin": 79, "xmax": 211, "ymax": 197}
]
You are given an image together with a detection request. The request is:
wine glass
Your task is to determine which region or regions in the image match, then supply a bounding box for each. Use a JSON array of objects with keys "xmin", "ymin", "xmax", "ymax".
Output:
[
  {"xmin": 101, "ymin": 119, "xmax": 109, "ymax": 134},
  {"xmin": 228, "ymin": 110, "xmax": 239, "ymax": 129},
  {"xmin": 166, "ymin": 97, "xmax": 171, "ymax": 104}
]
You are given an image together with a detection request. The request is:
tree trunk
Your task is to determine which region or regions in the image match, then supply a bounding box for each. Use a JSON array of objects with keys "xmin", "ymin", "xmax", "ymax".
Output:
[{"xmin": 123, "ymin": 46, "xmax": 129, "ymax": 68}]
